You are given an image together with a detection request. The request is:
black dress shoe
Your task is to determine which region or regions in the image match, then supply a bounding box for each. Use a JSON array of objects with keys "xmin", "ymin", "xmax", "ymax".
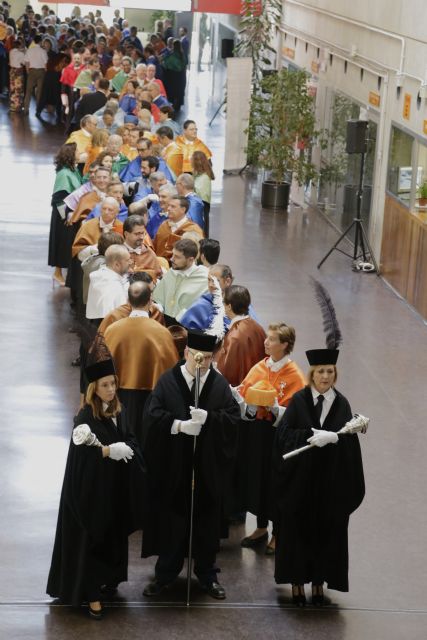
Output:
[
  {"xmin": 143, "ymin": 580, "xmax": 171, "ymax": 597},
  {"xmin": 100, "ymin": 584, "xmax": 118, "ymax": 597},
  {"xmin": 88, "ymin": 604, "xmax": 103, "ymax": 619},
  {"xmin": 200, "ymin": 580, "xmax": 226, "ymax": 600},
  {"xmin": 292, "ymin": 585, "xmax": 306, "ymax": 607},
  {"xmin": 241, "ymin": 532, "xmax": 268, "ymax": 548},
  {"xmin": 311, "ymin": 594, "xmax": 324, "ymax": 606}
]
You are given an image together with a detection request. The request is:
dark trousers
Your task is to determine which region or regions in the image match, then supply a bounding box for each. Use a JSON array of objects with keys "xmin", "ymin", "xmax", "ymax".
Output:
[{"xmin": 155, "ymin": 543, "xmax": 218, "ymax": 585}]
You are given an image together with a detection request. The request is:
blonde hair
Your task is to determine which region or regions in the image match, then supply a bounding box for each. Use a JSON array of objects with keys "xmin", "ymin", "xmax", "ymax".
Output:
[
  {"xmin": 91, "ymin": 128, "xmax": 109, "ymax": 147},
  {"xmin": 268, "ymin": 323, "xmax": 296, "ymax": 354},
  {"xmin": 85, "ymin": 375, "xmax": 121, "ymax": 419},
  {"xmin": 307, "ymin": 365, "xmax": 338, "ymax": 386}
]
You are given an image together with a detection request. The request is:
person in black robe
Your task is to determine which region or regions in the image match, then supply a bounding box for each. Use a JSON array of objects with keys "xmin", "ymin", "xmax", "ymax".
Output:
[
  {"xmin": 46, "ymin": 354, "xmax": 145, "ymax": 619},
  {"xmin": 273, "ymin": 348, "xmax": 365, "ymax": 606},
  {"xmin": 141, "ymin": 331, "xmax": 241, "ymax": 600}
]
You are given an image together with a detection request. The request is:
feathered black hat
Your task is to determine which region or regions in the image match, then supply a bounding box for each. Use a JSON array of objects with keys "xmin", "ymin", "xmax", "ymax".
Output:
[
  {"xmin": 78, "ymin": 321, "xmax": 116, "ymax": 383},
  {"xmin": 306, "ymin": 279, "xmax": 342, "ymax": 366},
  {"xmin": 187, "ymin": 330, "xmax": 218, "ymax": 353}
]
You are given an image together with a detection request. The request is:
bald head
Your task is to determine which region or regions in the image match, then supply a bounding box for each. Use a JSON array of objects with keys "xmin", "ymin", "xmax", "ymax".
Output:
[
  {"xmin": 105, "ymin": 244, "xmax": 131, "ymax": 276},
  {"xmin": 128, "ymin": 281, "xmax": 152, "ymax": 309}
]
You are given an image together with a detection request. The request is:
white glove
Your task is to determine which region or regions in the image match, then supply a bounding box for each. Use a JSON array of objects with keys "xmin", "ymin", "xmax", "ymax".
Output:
[
  {"xmin": 270, "ymin": 398, "xmax": 280, "ymax": 417},
  {"xmin": 190, "ymin": 406, "xmax": 207, "ymax": 425},
  {"xmin": 109, "ymin": 442, "xmax": 134, "ymax": 462},
  {"xmin": 147, "ymin": 193, "xmax": 160, "ymax": 203},
  {"xmin": 230, "ymin": 386, "xmax": 244, "ymax": 403},
  {"xmin": 307, "ymin": 428, "xmax": 338, "ymax": 448},
  {"xmin": 179, "ymin": 419, "xmax": 203, "ymax": 436}
]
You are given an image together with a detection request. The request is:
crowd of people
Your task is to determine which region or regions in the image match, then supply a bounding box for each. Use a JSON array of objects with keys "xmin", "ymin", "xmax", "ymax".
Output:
[
  {"xmin": 0, "ymin": 3, "xmax": 190, "ymax": 118},
  {"xmin": 3, "ymin": 3, "xmax": 366, "ymax": 622}
]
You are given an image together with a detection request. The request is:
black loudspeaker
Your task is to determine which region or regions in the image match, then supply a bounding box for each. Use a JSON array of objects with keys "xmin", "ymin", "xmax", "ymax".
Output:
[
  {"xmin": 221, "ymin": 38, "xmax": 234, "ymax": 59},
  {"xmin": 346, "ymin": 120, "xmax": 368, "ymax": 154}
]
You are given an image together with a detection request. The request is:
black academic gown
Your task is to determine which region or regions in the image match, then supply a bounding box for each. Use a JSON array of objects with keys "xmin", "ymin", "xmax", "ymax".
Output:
[
  {"xmin": 46, "ymin": 405, "xmax": 145, "ymax": 605},
  {"xmin": 141, "ymin": 363, "xmax": 240, "ymax": 565},
  {"xmin": 273, "ymin": 386, "xmax": 365, "ymax": 592}
]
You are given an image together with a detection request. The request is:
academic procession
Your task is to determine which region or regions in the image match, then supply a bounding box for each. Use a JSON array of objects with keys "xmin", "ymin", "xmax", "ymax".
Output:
[{"xmin": 1, "ymin": 2, "xmax": 426, "ymax": 639}]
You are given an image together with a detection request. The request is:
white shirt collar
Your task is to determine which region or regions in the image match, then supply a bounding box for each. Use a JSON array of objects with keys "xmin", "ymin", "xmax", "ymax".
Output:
[
  {"xmin": 169, "ymin": 215, "xmax": 188, "ymax": 232},
  {"xmin": 229, "ymin": 314, "xmax": 249, "ymax": 327},
  {"xmin": 125, "ymin": 242, "xmax": 144, "ymax": 255},
  {"xmin": 129, "ymin": 309, "xmax": 149, "ymax": 318},
  {"xmin": 311, "ymin": 386, "xmax": 336, "ymax": 402},
  {"xmin": 99, "ymin": 218, "xmax": 114, "ymax": 231},
  {"xmin": 92, "ymin": 186, "xmax": 106, "ymax": 199},
  {"xmin": 171, "ymin": 262, "xmax": 197, "ymax": 278},
  {"xmin": 266, "ymin": 354, "xmax": 290, "ymax": 372},
  {"xmin": 181, "ymin": 363, "xmax": 210, "ymax": 389}
]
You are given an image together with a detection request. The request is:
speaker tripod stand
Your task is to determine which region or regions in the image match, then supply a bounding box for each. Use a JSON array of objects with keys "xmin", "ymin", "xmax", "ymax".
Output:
[{"xmin": 317, "ymin": 145, "xmax": 379, "ymax": 273}]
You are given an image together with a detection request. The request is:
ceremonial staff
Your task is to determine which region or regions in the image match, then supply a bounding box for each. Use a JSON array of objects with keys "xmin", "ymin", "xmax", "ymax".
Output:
[
  {"xmin": 186, "ymin": 351, "xmax": 204, "ymax": 607},
  {"xmin": 282, "ymin": 413, "xmax": 369, "ymax": 461}
]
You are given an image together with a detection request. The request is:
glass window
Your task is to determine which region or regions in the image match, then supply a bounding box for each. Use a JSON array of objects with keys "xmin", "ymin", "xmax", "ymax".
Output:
[
  {"xmin": 318, "ymin": 91, "xmax": 377, "ymax": 232},
  {"xmin": 387, "ymin": 127, "xmax": 414, "ymax": 206},
  {"xmin": 415, "ymin": 142, "xmax": 427, "ymax": 211}
]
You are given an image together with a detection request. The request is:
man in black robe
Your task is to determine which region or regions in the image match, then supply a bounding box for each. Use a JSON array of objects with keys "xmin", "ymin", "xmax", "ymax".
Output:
[{"xmin": 141, "ymin": 331, "xmax": 241, "ymax": 600}]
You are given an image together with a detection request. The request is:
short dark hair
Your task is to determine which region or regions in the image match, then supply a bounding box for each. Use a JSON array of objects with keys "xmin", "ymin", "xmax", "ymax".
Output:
[
  {"xmin": 129, "ymin": 271, "xmax": 153, "ymax": 285},
  {"xmin": 137, "ymin": 138, "xmax": 152, "ymax": 149},
  {"xmin": 128, "ymin": 281, "xmax": 151, "ymax": 308},
  {"xmin": 98, "ymin": 230, "xmax": 124, "ymax": 256},
  {"xmin": 123, "ymin": 214, "xmax": 145, "ymax": 234},
  {"xmin": 142, "ymin": 155, "xmax": 159, "ymax": 170},
  {"xmin": 171, "ymin": 195, "xmax": 190, "ymax": 213},
  {"xmin": 223, "ymin": 285, "xmax": 251, "ymax": 315},
  {"xmin": 183, "ymin": 119, "xmax": 196, "ymax": 130},
  {"xmin": 98, "ymin": 78, "xmax": 110, "ymax": 91},
  {"xmin": 212, "ymin": 264, "xmax": 233, "ymax": 281},
  {"xmin": 160, "ymin": 105, "xmax": 174, "ymax": 117},
  {"xmin": 199, "ymin": 238, "xmax": 220, "ymax": 265},
  {"xmin": 33, "ymin": 34, "xmax": 42, "ymax": 44},
  {"xmin": 156, "ymin": 125, "xmax": 174, "ymax": 140},
  {"xmin": 174, "ymin": 238, "xmax": 199, "ymax": 259}
]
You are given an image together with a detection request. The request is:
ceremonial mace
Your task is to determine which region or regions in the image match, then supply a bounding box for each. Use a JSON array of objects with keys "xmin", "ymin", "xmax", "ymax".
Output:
[
  {"xmin": 282, "ymin": 414, "xmax": 369, "ymax": 461},
  {"xmin": 186, "ymin": 351, "xmax": 204, "ymax": 607}
]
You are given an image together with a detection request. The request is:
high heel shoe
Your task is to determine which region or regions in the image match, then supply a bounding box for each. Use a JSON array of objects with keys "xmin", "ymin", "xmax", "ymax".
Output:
[
  {"xmin": 52, "ymin": 275, "xmax": 65, "ymax": 288},
  {"xmin": 88, "ymin": 602, "xmax": 103, "ymax": 620},
  {"xmin": 292, "ymin": 584, "xmax": 306, "ymax": 607},
  {"xmin": 311, "ymin": 584, "xmax": 324, "ymax": 606}
]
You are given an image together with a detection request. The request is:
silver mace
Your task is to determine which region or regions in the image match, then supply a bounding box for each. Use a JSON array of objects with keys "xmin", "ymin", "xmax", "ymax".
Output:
[
  {"xmin": 186, "ymin": 351, "xmax": 204, "ymax": 607},
  {"xmin": 282, "ymin": 413, "xmax": 369, "ymax": 461}
]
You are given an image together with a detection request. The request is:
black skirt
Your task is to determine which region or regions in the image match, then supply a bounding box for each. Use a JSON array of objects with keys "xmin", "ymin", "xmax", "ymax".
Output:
[{"xmin": 47, "ymin": 191, "xmax": 77, "ymax": 268}]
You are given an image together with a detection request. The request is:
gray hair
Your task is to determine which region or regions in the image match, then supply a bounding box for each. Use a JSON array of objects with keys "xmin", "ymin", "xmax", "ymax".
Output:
[
  {"xmin": 101, "ymin": 196, "xmax": 120, "ymax": 213},
  {"xmin": 159, "ymin": 184, "xmax": 178, "ymax": 197},
  {"xmin": 104, "ymin": 99, "xmax": 119, "ymax": 113},
  {"xmin": 176, "ymin": 173, "xmax": 194, "ymax": 190},
  {"xmin": 149, "ymin": 171, "xmax": 166, "ymax": 185}
]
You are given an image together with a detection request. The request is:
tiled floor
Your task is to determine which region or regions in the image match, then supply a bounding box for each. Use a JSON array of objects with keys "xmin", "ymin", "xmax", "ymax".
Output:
[{"xmin": 0, "ymin": 66, "xmax": 426, "ymax": 639}]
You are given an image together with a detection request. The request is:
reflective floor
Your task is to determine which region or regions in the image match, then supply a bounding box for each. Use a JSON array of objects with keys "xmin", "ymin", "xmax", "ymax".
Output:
[{"xmin": 0, "ymin": 68, "xmax": 426, "ymax": 639}]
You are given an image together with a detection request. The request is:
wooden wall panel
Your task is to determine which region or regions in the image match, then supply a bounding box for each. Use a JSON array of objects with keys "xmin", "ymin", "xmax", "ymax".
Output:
[{"xmin": 381, "ymin": 194, "xmax": 427, "ymax": 320}]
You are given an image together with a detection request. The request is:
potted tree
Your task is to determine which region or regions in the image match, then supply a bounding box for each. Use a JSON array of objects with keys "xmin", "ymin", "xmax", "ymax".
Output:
[
  {"xmin": 246, "ymin": 68, "xmax": 318, "ymax": 209},
  {"xmin": 417, "ymin": 181, "xmax": 427, "ymax": 207}
]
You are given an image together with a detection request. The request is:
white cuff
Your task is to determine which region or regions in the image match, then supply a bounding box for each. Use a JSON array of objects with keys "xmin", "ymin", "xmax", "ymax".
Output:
[
  {"xmin": 171, "ymin": 419, "xmax": 180, "ymax": 434},
  {"xmin": 273, "ymin": 405, "xmax": 286, "ymax": 427}
]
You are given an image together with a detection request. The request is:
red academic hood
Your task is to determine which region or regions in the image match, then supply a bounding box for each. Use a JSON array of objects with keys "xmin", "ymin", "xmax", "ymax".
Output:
[{"xmin": 191, "ymin": 0, "xmax": 262, "ymax": 16}]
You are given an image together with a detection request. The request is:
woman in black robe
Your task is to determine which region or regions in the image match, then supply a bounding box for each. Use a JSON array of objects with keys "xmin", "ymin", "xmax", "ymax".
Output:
[
  {"xmin": 47, "ymin": 357, "xmax": 145, "ymax": 619},
  {"xmin": 47, "ymin": 143, "xmax": 82, "ymax": 286},
  {"xmin": 273, "ymin": 348, "xmax": 365, "ymax": 606}
]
